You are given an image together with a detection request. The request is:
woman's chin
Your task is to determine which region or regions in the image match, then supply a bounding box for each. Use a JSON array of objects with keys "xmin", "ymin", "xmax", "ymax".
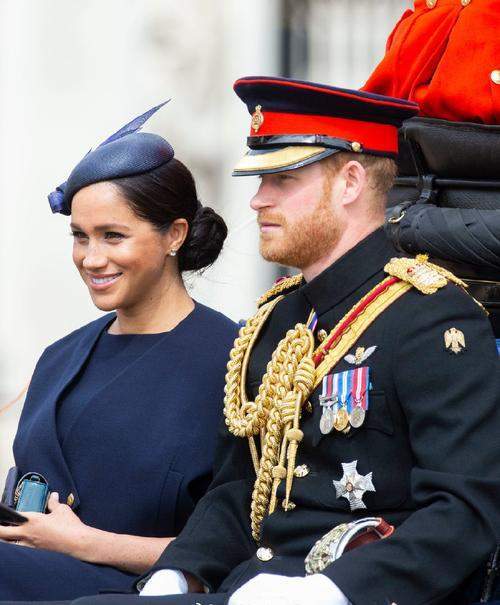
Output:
[{"xmin": 89, "ymin": 294, "xmax": 120, "ymax": 312}]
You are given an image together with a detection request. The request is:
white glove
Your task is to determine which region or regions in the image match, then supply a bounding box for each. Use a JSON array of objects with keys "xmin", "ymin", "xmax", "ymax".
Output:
[
  {"xmin": 139, "ymin": 569, "xmax": 188, "ymax": 596},
  {"xmin": 228, "ymin": 573, "xmax": 350, "ymax": 605}
]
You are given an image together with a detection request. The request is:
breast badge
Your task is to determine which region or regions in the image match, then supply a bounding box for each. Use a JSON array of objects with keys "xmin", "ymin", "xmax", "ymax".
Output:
[
  {"xmin": 444, "ymin": 327, "xmax": 466, "ymax": 354},
  {"xmin": 333, "ymin": 460, "xmax": 376, "ymax": 511},
  {"xmin": 344, "ymin": 345, "xmax": 377, "ymax": 365}
]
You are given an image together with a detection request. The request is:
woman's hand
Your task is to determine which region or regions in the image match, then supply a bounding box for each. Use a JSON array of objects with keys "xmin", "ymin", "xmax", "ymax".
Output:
[
  {"xmin": 0, "ymin": 492, "xmax": 91, "ymax": 557},
  {"xmin": 0, "ymin": 493, "xmax": 174, "ymax": 573}
]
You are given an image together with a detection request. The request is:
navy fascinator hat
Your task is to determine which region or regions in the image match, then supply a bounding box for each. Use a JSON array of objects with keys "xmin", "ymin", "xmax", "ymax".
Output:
[{"xmin": 48, "ymin": 101, "xmax": 174, "ymax": 215}]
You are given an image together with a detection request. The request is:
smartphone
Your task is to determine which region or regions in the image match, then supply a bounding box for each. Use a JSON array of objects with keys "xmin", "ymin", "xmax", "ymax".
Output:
[{"xmin": 0, "ymin": 502, "xmax": 28, "ymax": 526}]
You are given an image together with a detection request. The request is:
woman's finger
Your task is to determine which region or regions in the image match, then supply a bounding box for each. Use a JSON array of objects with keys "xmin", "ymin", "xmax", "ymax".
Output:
[
  {"xmin": 46, "ymin": 492, "xmax": 60, "ymax": 513},
  {"xmin": 0, "ymin": 525, "xmax": 21, "ymax": 540}
]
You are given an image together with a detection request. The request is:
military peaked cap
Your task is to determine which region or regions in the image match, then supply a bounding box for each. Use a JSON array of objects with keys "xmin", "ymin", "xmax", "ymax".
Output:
[{"xmin": 233, "ymin": 76, "xmax": 418, "ymax": 176}]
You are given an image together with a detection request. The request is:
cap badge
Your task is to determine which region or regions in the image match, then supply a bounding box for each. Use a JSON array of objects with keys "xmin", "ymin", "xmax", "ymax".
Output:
[
  {"xmin": 251, "ymin": 105, "xmax": 264, "ymax": 133},
  {"xmin": 444, "ymin": 327, "xmax": 466, "ymax": 354}
]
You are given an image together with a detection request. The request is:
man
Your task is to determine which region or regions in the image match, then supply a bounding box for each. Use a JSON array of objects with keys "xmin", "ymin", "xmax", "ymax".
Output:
[{"xmin": 76, "ymin": 77, "xmax": 500, "ymax": 605}]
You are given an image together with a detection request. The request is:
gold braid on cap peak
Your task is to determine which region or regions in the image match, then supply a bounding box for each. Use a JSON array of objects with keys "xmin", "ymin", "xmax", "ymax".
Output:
[
  {"xmin": 257, "ymin": 274, "xmax": 303, "ymax": 307},
  {"xmin": 384, "ymin": 254, "xmax": 467, "ymax": 295}
]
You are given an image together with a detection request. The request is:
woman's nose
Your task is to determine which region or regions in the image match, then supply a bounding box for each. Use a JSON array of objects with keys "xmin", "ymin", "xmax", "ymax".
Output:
[{"xmin": 82, "ymin": 243, "xmax": 108, "ymax": 271}]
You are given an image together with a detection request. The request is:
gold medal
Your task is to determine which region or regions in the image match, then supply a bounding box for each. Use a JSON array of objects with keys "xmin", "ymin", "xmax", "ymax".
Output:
[
  {"xmin": 350, "ymin": 406, "xmax": 366, "ymax": 428},
  {"xmin": 333, "ymin": 406, "xmax": 349, "ymax": 432}
]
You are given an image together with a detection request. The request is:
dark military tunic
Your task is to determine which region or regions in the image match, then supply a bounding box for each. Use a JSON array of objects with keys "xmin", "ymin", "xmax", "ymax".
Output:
[{"xmin": 75, "ymin": 228, "xmax": 500, "ymax": 605}]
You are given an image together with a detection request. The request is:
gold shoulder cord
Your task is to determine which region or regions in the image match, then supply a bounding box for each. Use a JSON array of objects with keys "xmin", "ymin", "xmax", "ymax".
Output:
[{"xmin": 224, "ymin": 256, "xmax": 454, "ymax": 542}]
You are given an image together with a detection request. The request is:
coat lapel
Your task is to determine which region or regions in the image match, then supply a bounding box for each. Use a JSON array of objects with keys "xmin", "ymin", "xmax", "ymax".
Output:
[{"xmin": 14, "ymin": 314, "xmax": 114, "ymax": 510}]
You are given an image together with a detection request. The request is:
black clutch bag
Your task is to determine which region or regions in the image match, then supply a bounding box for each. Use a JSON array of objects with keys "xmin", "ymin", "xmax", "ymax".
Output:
[
  {"xmin": 1, "ymin": 466, "xmax": 20, "ymax": 508},
  {"xmin": 0, "ymin": 502, "xmax": 27, "ymax": 526}
]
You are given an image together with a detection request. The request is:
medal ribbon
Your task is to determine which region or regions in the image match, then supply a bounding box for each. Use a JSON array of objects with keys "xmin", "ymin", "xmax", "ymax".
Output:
[
  {"xmin": 321, "ymin": 372, "xmax": 334, "ymax": 406},
  {"xmin": 339, "ymin": 370, "xmax": 351, "ymax": 411},
  {"xmin": 351, "ymin": 367, "xmax": 369, "ymax": 410}
]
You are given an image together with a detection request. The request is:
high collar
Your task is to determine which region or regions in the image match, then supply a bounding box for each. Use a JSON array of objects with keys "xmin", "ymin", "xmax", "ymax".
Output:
[{"xmin": 300, "ymin": 227, "xmax": 398, "ymax": 316}]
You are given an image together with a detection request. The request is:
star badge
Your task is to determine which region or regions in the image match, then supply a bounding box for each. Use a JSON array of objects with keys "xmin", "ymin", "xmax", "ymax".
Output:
[{"xmin": 333, "ymin": 460, "xmax": 375, "ymax": 511}]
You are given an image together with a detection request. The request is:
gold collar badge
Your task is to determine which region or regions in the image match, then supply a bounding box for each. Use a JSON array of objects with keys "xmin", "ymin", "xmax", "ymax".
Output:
[
  {"xmin": 444, "ymin": 327, "xmax": 466, "ymax": 354},
  {"xmin": 251, "ymin": 105, "xmax": 264, "ymax": 133}
]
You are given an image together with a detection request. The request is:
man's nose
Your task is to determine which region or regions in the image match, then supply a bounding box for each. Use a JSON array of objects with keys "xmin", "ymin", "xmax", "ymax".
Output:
[{"xmin": 250, "ymin": 180, "xmax": 274, "ymax": 211}]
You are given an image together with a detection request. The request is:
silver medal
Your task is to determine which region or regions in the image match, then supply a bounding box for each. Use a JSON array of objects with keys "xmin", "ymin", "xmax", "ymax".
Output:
[
  {"xmin": 320, "ymin": 406, "xmax": 335, "ymax": 434},
  {"xmin": 350, "ymin": 406, "xmax": 366, "ymax": 428}
]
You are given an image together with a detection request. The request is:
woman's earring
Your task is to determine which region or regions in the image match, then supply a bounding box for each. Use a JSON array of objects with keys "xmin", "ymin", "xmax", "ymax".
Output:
[{"xmin": 169, "ymin": 249, "xmax": 177, "ymax": 257}]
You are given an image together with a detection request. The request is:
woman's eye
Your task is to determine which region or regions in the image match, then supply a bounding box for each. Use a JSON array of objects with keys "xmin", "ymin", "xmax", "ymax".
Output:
[{"xmin": 104, "ymin": 232, "xmax": 125, "ymax": 240}]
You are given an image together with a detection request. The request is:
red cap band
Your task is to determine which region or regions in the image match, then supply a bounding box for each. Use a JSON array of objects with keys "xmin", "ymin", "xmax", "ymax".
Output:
[{"xmin": 251, "ymin": 111, "xmax": 399, "ymax": 154}]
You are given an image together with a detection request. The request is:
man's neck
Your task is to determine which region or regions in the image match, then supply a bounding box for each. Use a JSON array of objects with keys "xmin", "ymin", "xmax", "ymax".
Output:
[{"xmin": 301, "ymin": 223, "xmax": 382, "ymax": 282}]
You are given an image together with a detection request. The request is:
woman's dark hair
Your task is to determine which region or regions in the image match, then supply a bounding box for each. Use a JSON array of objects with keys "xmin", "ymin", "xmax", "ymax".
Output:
[{"xmin": 112, "ymin": 158, "xmax": 227, "ymax": 272}]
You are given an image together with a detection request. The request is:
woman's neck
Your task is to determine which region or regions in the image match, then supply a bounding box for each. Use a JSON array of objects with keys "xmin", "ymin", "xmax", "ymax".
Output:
[{"xmin": 109, "ymin": 275, "xmax": 194, "ymax": 335}]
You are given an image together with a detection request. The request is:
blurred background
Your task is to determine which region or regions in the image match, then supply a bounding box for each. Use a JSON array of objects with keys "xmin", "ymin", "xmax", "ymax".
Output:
[{"xmin": 0, "ymin": 0, "xmax": 412, "ymax": 480}]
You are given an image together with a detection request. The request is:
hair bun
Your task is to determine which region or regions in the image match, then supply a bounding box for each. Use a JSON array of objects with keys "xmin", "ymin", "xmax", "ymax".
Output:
[{"xmin": 179, "ymin": 204, "xmax": 228, "ymax": 272}]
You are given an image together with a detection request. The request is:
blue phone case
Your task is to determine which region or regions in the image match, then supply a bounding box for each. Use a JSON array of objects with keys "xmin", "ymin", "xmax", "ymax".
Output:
[{"xmin": 15, "ymin": 474, "xmax": 49, "ymax": 513}]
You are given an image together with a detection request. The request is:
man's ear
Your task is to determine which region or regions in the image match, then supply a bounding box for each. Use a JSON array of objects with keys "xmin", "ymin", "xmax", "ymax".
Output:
[{"xmin": 339, "ymin": 161, "xmax": 367, "ymax": 207}]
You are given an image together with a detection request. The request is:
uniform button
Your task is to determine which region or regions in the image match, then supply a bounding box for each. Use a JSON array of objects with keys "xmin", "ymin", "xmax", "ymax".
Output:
[
  {"xmin": 426, "ymin": 0, "xmax": 437, "ymax": 7},
  {"xmin": 256, "ymin": 547, "xmax": 274, "ymax": 561},
  {"xmin": 294, "ymin": 464, "xmax": 310, "ymax": 478},
  {"xmin": 351, "ymin": 141, "xmax": 362, "ymax": 153},
  {"xmin": 491, "ymin": 70, "xmax": 500, "ymax": 85},
  {"xmin": 66, "ymin": 493, "xmax": 75, "ymax": 507},
  {"xmin": 317, "ymin": 329, "xmax": 328, "ymax": 342},
  {"xmin": 461, "ymin": 0, "xmax": 471, "ymax": 5}
]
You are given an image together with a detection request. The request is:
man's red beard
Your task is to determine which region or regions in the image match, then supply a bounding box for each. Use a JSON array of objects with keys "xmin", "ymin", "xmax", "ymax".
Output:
[{"xmin": 258, "ymin": 191, "xmax": 342, "ymax": 270}]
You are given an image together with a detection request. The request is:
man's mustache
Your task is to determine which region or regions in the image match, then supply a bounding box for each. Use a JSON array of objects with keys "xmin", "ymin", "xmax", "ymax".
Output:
[{"xmin": 257, "ymin": 214, "xmax": 286, "ymax": 226}]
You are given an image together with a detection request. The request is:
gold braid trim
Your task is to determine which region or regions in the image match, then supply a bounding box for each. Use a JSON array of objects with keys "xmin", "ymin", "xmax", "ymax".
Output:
[
  {"xmin": 257, "ymin": 274, "xmax": 303, "ymax": 307},
  {"xmin": 385, "ymin": 254, "xmax": 467, "ymax": 294},
  {"xmin": 249, "ymin": 325, "xmax": 315, "ymax": 540},
  {"xmin": 315, "ymin": 280, "xmax": 412, "ymax": 385}
]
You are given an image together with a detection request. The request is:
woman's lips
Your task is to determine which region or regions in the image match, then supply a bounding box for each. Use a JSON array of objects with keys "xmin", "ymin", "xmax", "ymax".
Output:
[{"xmin": 87, "ymin": 273, "xmax": 122, "ymax": 291}]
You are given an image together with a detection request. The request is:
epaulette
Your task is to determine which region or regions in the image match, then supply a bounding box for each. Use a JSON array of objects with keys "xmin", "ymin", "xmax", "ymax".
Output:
[
  {"xmin": 257, "ymin": 274, "xmax": 304, "ymax": 307},
  {"xmin": 384, "ymin": 254, "xmax": 468, "ymax": 295}
]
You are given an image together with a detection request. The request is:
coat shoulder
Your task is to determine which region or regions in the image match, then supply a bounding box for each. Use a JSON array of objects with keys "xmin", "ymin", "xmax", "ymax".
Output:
[{"xmin": 42, "ymin": 313, "xmax": 115, "ymax": 356}]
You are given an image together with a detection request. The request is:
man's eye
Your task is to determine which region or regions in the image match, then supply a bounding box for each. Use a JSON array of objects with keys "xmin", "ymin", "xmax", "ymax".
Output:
[
  {"xmin": 71, "ymin": 231, "xmax": 87, "ymax": 239},
  {"xmin": 105, "ymin": 232, "xmax": 125, "ymax": 240}
]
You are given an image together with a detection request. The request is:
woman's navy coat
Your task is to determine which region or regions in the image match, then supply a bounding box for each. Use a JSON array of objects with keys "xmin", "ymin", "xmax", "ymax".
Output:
[{"xmin": 0, "ymin": 303, "xmax": 237, "ymax": 600}]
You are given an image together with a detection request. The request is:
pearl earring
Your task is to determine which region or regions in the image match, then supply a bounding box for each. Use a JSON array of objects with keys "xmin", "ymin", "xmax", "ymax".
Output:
[{"xmin": 169, "ymin": 249, "xmax": 177, "ymax": 257}]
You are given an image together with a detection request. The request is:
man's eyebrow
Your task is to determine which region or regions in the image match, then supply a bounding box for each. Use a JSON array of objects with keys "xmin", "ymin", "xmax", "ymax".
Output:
[{"xmin": 69, "ymin": 223, "xmax": 131, "ymax": 231}]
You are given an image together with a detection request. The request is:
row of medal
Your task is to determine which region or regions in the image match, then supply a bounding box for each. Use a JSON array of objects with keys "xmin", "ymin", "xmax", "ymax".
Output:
[{"xmin": 319, "ymin": 367, "xmax": 370, "ymax": 435}]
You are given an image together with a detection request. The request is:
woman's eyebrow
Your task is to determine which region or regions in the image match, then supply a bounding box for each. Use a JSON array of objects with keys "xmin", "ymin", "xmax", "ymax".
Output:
[{"xmin": 69, "ymin": 223, "xmax": 130, "ymax": 231}]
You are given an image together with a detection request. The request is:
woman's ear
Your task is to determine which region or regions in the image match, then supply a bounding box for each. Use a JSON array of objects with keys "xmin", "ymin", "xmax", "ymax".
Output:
[
  {"xmin": 339, "ymin": 161, "xmax": 368, "ymax": 207},
  {"xmin": 163, "ymin": 218, "xmax": 189, "ymax": 255}
]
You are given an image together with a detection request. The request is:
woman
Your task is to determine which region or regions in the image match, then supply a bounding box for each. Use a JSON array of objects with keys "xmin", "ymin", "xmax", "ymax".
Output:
[{"xmin": 0, "ymin": 105, "xmax": 237, "ymax": 600}]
